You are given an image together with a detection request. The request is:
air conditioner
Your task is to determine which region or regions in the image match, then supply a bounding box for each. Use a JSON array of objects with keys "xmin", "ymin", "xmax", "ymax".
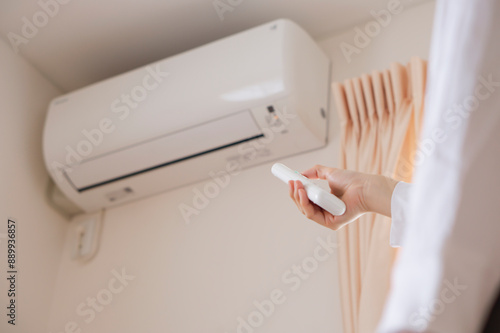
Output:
[{"xmin": 43, "ymin": 19, "xmax": 331, "ymax": 213}]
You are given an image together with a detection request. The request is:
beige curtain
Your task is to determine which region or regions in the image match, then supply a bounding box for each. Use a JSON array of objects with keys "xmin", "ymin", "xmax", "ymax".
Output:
[{"xmin": 332, "ymin": 57, "xmax": 427, "ymax": 333}]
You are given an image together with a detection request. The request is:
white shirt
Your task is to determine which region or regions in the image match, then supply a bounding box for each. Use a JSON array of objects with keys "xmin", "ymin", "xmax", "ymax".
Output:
[
  {"xmin": 377, "ymin": 0, "xmax": 500, "ymax": 332},
  {"xmin": 389, "ymin": 181, "xmax": 411, "ymax": 248}
]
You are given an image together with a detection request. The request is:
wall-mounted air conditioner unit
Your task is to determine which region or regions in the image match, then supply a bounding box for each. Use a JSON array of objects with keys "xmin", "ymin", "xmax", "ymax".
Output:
[{"xmin": 43, "ymin": 19, "xmax": 331, "ymax": 213}]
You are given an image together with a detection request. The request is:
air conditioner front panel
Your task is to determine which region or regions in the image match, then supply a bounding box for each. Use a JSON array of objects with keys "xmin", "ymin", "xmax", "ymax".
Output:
[{"xmin": 64, "ymin": 110, "xmax": 263, "ymax": 191}]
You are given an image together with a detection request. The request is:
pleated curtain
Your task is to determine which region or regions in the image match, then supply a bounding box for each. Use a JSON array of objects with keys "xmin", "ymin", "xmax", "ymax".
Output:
[{"xmin": 332, "ymin": 56, "xmax": 427, "ymax": 333}]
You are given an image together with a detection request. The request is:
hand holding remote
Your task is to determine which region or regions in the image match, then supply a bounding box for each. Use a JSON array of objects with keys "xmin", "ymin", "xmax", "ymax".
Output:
[
  {"xmin": 275, "ymin": 164, "xmax": 398, "ymax": 231},
  {"xmin": 272, "ymin": 163, "xmax": 346, "ymax": 215}
]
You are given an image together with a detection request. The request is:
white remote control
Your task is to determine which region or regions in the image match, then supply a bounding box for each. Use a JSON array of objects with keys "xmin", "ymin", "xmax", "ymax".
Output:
[{"xmin": 272, "ymin": 163, "xmax": 346, "ymax": 216}]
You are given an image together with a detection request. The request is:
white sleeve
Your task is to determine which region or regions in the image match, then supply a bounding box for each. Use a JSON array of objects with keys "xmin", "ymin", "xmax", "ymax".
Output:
[
  {"xmin": 389, "ymin": 182, "xmax": 412, "ymax": 248},
  {"xmin": 378, "ymin": 0, "xmax": 500, "ymax": 332}
]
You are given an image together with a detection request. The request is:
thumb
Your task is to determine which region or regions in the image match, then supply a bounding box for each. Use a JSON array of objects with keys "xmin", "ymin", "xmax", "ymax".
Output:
[
  {"xmin": 302, "ymin": 165, "xmax": 336, "ymax": 180},
  {"xmin": 303, "ymin": 165, "xmax": 347, "ymax": 198}
]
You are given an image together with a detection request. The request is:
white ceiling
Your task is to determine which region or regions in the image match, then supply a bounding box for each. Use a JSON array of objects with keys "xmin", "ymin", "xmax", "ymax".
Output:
[{"xmin": 1, "ymin": 0, "xmax": 429, "ymax": 92}]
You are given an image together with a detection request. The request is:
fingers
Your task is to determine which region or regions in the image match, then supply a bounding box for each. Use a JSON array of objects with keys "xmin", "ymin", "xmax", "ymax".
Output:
[
  {"xmin": 297, "ymin": 181, "xmax": 339, "ymax": 228},
  {"xmin": 288, "ymin": 180, "xmax": 294, "ymax": 199},
  {"xmin": 289, "ymin": 180, "xmax": 304, "ymax": 214},
  {"xmin": 325, "ymin": 213, "xmax": 336, "ymax": 229},
  {"xmin": 289, "ymin": 179, "xmax": 344, "ymax": 230},
  {"xmin": 289, "ymin": 180, "xmax": 314, "ymax": 215},
  {"xmin": 298, "ymin": 187, "xmax": 315, "ymax": 218},
  {"xmin": 294, "ymin": 181, "xmax": 319, "ymax": 219},
  {"xmin": 301, "ymin": 164, "xmax": 336, "ymax": 180}
]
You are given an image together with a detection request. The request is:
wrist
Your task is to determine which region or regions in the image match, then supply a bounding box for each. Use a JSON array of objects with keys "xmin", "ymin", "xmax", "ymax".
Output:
[{"xmin": 363, "ymin": 175, "xmax": 398, "ymax": 217}]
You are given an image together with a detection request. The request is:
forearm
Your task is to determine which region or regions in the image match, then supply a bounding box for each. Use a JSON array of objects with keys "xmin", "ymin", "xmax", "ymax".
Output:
[{"xmin": 363, "ymin": 175, "xmax": 399, "ymax": 217}]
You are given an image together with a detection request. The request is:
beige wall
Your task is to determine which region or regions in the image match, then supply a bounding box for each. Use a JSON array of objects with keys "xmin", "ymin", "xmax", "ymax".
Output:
[
  {"xmin": 318, "ymin": 1, "xmax": 435, "ymax": 83},
  {"xmin": 0, "ymin": 1, "xmax": 435, "ymax": 332},
  {"xmin": 0, "ymin": 39, "xmax": 67, "ymax": 332}
]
